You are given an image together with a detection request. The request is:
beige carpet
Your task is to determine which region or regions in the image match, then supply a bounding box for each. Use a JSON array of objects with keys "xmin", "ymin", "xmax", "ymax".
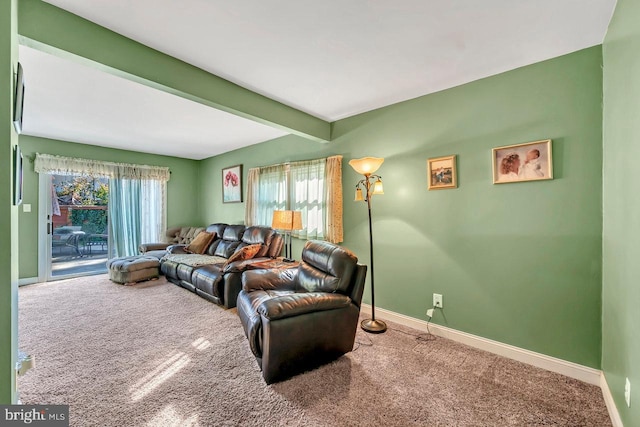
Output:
[{"xmin": 18, "ymin": 275, "xmax": 611, "ymax": 427}]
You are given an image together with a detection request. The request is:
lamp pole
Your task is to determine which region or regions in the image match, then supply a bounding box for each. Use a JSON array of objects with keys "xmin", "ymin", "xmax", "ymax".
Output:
[{"xmin": 359, "ymin": 174, "xmax": 386, "ymax": 333}]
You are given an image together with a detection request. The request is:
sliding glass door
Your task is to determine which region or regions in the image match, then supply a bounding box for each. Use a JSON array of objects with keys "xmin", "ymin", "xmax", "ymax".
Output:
[{"xmin": 40, "ymin": 173, "xmax": 111, "ymax": 281}]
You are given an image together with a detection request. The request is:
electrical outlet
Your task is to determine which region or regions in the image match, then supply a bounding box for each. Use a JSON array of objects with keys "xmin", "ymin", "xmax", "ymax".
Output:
[
  {"xmin": 433, "ymin": 293, "xmax": 443, "ymax": 308},
  {"xmin": 625, "ymin": 377, "xmax": 631, "ymax": 407}
]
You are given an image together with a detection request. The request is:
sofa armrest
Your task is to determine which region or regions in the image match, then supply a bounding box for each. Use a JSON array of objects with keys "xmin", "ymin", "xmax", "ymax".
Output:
[
  {"xmin": 258, "ymin": 293, "xmax": 351, "ymax": 321},
  {"xmin": 166, "ymin": 244, "xmax": 189, "ymax": 254},
  {"xmin": 242, "ymin": 269, "xmax": 297, "ymax": 293},
  {"xmin": 139, "ymin": 242, "xmax": 170, "ymax": 253},
  {"xmin": 223, "ymin": 257, "xmax": 280, "ymax": 274}
]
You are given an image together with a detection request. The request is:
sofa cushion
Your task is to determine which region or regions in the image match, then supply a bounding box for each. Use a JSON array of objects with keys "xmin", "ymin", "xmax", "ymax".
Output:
[
  {"xmin": 206, "ymin": 223, "xmax": 227, "ymax": 235},
  {"xmin": 186, "ymin": 231, "xmax": 215, "ymax": 254},
  {"xmin": 161, "ymin": 253, "xmax": 226, "ymax": 267},
  {"xmin": 206, "ymin": 239, "xmax": 222, "ymax": 256},
  {"xmin": 224, "ymin": 244, "xmax": 262, "ymax": 267},
  {"xmin": 241, "ymin": 226, "xmax": 276, "ymax": 257},
  {"xmin": 177, "ymin": 264, "xmax": 196, "ymax": 282},
  {"xmin": 222, "ymin": 225, "xmax": 245, "ymax": 242},
  {"xmin": 160, "ymin": 259, "xmax": 179, "ymax": 279},
  {"xmin": 191, "ymin": 265, "xmax": 224, "ymax": 298},
  {"xmin": 177, "ymin": 227, "xmax": 205, "ymax": 244},
  {"xmin": 214, "ymin": 240, "xmax": 241, "ymax": 258}
]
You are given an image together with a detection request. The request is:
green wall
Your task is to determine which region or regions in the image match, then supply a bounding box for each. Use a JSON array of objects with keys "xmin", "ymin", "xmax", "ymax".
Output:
[
  {"xmin": 18, "ymin": 135, "xmax": 202, "ymax": 279},
  {"xmin": 201, "ymin": 47, "xmax": 604, "ymax": 368},
  {"xmin": 0, "ymin": 0, "xmax": 19, "ymax": 404},
  {"xmin": 602, "ymin": 0, "xmax": 640, "ymax": 423}
]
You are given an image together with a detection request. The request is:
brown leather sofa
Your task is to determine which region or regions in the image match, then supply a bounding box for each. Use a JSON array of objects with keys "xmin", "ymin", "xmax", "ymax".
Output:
[
  {"xmin": 237, "ymin": 240, "xmax": 367, "ymax": 384},
  {"xmin": 139, "ymin": 226, "xmax": 205, "ymax": 258},
  {"xmin": 160, "ymin": 223, "xmax": 284, "ymax": 309}
]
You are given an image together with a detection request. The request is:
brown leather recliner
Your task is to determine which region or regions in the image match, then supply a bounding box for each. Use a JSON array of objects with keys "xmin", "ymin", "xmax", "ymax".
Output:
[{"xmin": 237, "ymin": 240, "xmax": 367, "ymax": 384}]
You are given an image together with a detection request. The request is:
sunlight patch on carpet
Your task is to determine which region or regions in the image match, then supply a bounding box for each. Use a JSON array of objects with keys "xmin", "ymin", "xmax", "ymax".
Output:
[
  {"xmin": 129, "ymin": 351, "xmax": 191, "ymax": 402},
  {"xmin": 191, "ymin": 337, "xmax": 211, "ymax": 351},
  {"xmin": 146, "ymin": 404, "xmax": 200, "ymax": 427}
]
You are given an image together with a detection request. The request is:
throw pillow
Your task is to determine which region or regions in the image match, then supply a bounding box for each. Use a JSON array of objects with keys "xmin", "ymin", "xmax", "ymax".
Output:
[
  {"xmin": 223, "ymin": 244, "xmax": 262, "ymax": 267},
  {"xmin": 185, "ymin": 231, "xmax": 216, "ymax": 254}
]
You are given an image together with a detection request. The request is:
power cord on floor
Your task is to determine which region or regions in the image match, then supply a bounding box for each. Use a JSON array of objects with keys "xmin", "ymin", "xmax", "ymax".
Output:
[
  {"xmin": 352, "ymin": 306, "xmax": 438, "ymax": 351},
  {"xmin": 352, "ymin": 331, "xmax": 374, "ymax": 352},
  {"xmin": 389, "ymin": 325, "xmax": 437, "ymax": 343},
  {"xmin": 387, "ymin": 304, "xmax": 438, "ymax": 343}
]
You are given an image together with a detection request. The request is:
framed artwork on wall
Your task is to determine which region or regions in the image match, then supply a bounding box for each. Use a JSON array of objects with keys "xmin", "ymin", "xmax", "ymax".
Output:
[
  {"xmin": 222, "ymin": 164, "xmax": 243, "ymax": 203},
  {"xmin": 492, "ymin": 139, "xmax": 553, "ymax": 184},
  {"xmin": 427, "ymin": 155, "xmax": 457, "ymax": 190}
]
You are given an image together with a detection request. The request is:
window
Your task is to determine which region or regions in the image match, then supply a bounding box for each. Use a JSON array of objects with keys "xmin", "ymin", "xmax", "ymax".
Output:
[
  {"xmin": 245, "ymin": 155, "xmax": 343, "ymax": 243},
  {"xmin": 35, "ymin": 153, "xmax": 169, "ymax": 257}
]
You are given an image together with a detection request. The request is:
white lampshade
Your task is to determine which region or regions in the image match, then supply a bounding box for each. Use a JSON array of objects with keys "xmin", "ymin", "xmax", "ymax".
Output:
[
  {"xmin": 354, "ymin": 188, "xmax": 364, "ymax": 201},
  {"xmin": 349, "ymin": 157, "xmax": 384, "ymax": 176},
  {"xmin": 373, "ymin": 178, "xmax": 384, "ymax": 195}
]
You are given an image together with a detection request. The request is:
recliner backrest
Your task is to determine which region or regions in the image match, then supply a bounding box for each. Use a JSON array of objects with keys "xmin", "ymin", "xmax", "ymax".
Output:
[
  {"xmin": 170, "ymin": 226, "xmax": 204, "ymax": 245},
  {"xmin": 223, "ymin": 225, "xmax": 245, "ymax": 242},
  {"xmin": 266, "ymin": 233, "xmax": 284, "ymax": 258},
  {"xmin": 296, "ymin": 241, "xmax": 358, "ymax": 294},
  {"xmin": 205, "ymin": 223, "xmax": 228, "ymax": 255},
  {"xmin": 210, "ymin": 225, "xmax": 245, "ymax": 258},
  {"xmin": 237, "ymin": 226, "xmax": 276, "ymax": 257},
  {"xmin": 348, "ymin": 264, "xmax": 367, "ymax": 308},
  {"xmin": 206, "ymin": 223, "xmax": 228, "ymax": 238}
]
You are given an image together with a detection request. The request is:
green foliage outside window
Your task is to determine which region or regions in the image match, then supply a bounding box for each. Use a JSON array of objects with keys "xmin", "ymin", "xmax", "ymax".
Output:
[
  {"xmin": 70, "ymin": 209, "xmax": 108, "ymax": 235},
  {"xmin": 56, "ymin": 175, "xmax": 110, "ymax": 235}
]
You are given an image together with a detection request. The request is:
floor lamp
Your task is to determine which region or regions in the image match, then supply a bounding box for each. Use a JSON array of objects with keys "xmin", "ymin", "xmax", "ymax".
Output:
[
  {"xmin": 349, "ymin": 157, "xmax": 386, "ymax": 334},
  {"xmin": 272, "ymin": 210, "xmax": 303, "ymax": 262}
]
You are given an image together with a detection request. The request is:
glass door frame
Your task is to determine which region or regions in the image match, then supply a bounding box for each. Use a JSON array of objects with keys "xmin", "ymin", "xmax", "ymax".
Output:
[{"xmin": 38, "ymin": 173, "xmax": 111, "ymax": 282}]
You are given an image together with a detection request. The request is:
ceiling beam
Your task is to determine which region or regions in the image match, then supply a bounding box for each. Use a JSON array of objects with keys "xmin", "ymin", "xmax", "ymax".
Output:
[{"xmin": 18, "ymin": 0, "xmax": 330, "ymax": 142}]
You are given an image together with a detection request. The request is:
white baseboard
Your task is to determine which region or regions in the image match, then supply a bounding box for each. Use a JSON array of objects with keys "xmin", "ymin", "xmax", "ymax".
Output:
[
  {"xmin": 18, "ymin": 277, "xmax": 39, "ymax": 286},
  {"xmin": 600, "ymin": 372, "xmax": 624, "ymax": 427},
  {"xmin": 360, "ymin": 304, "xmax": 602, "ymax": 386}
]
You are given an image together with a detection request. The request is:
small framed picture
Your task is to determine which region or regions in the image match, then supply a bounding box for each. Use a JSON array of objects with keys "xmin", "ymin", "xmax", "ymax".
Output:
[
  {"xmin": 222, "ymin": 164, "xmax": 243, "ymax": 203},
  {"xmin": 492, "ymin": 139, "xmax": 552, "ymax": 184},
  {"xmin": 427, "ymin": 155, "xmax": 457, "ymax": 190}
]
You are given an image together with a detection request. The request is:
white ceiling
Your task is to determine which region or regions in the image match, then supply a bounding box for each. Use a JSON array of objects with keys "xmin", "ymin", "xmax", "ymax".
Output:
[
  {"xmin": 19, "ymin": 46, "xmax": 288, "ymax": 160},
  {"xmin": 24, "ymin": 0, "xmax": 616, "ymax": 159}
]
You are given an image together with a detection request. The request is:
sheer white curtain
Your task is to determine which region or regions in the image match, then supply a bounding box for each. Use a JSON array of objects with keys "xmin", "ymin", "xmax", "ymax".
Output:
[
  {"xmin": 253, "ymin": 165, "xmax": 287, "ymax": 226},
  {"xmin": 244, "ymin": 156, "xmax": 343, "ymax": 243},
  {"xmin": 140, "ymin": 179, "xmax": 166, "ymax": 246},
  {"xmin": 290, "ymin": 159, "xmax": 325, "ymax": 240},
  {"xmin": 35, "ymin": 153, "xmax": 169, "ymax": 257}
]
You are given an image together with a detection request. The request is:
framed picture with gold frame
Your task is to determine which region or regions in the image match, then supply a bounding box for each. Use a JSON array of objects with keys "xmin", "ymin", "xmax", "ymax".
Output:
[
  {"xmin": 492, "ymin": 139, "xmax": 552, "ymax": 184},
  {"xmin": 427, "ymin": 155, "xmax": 457, "ymax": 190}
]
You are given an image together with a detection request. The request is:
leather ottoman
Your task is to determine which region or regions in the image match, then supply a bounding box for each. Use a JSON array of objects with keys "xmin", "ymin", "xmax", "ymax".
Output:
[{"xmin": 107, "ymin": 255, "xmax": 161, "ymax": 284}]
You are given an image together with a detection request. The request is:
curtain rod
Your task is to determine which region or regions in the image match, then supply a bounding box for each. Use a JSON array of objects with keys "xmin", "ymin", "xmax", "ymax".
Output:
[{"xmin": 253, "ymin": 154, "xmax": 342, "ymax": 170}]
